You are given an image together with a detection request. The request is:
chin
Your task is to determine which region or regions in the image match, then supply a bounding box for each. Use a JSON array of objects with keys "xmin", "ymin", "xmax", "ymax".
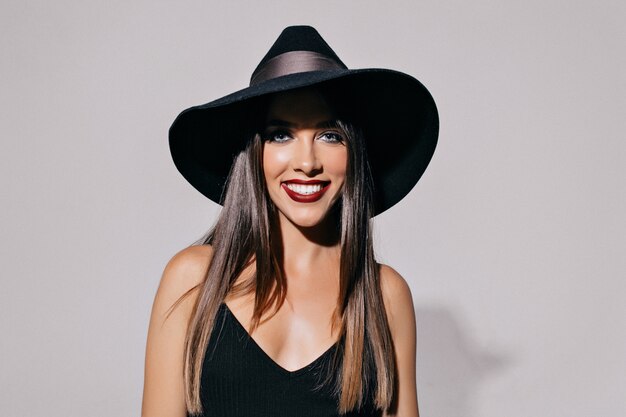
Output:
[
  {"xmin": 277, "ymin": 205, "xmax": 337, "ymax": 228},
  {"xmin": 272, "ymin": 195, "xmax": 342, "ymax": 229},
  {"xmin": 286, "ymin": 213, "xmax": 327, "ymax": 229}
]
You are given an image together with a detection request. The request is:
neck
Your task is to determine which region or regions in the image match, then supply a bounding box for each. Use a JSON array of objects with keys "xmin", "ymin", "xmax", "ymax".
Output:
[{"xmin": 271, "ymin": 210, "xmax": 341, "ymax": 278}]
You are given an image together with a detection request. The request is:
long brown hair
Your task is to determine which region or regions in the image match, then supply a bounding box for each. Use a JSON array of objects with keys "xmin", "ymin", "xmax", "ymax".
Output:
[{"xmin": 170, "ymin": 91, "xmax": 396, "ymax": 415}]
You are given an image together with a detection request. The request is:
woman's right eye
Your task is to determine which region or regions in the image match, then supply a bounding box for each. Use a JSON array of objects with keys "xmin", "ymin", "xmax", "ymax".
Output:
[{"xmin": 265, "ymin": 130, "xmax": 291, "ymax": 143}]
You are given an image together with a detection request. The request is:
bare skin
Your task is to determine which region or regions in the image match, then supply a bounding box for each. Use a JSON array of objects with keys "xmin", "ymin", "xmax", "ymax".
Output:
[
  {"xmin": 141, "ymin": 247, "xmax": 418, "ymax": 417},
  {"xmin": 141, "ymin": 89, "xmax": 419, "ymax": 416},
  {"xmin": 229, "ymin": 88, "xmax": 347, "ymax": 371}
]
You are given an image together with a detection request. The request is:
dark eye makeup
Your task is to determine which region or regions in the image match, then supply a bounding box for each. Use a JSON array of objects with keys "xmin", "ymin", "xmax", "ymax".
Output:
[
  {"xmin": 263, "ymin": 128, "xmax": 344, "ymax": 144},
  {"xmin": 263, "ymin": 129, "xmax": 292, "ymax": 143},
  {"xmin": 318, "ymin": 131, "xmax": 344, "ymax": 143}
]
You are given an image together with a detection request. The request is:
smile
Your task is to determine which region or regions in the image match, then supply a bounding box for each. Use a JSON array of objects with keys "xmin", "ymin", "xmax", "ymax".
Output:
[
  {"xmin": 285, "ymin": 183, "xmax": 324, "ymax": 194},
  {"xmin": 281, "ymin": 180, "xmax": 330, "ymax": 202}
]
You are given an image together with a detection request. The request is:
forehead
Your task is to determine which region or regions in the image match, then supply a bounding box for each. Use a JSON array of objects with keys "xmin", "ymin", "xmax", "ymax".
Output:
[{"xmin": 265, "ymin": 88, "xmax": 335, "ymax": 126}]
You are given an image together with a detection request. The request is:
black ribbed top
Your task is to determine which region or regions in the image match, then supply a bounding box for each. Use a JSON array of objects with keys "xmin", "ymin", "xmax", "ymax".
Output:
[{"xmin": 189, "ymin": 303, "xmax": 381, "ymax": 417}]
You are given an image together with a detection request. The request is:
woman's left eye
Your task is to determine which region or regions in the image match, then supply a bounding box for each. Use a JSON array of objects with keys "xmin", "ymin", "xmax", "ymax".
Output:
[{"xmin": 318, "ymin": 132, "xmax": 344, "ymax": 143}]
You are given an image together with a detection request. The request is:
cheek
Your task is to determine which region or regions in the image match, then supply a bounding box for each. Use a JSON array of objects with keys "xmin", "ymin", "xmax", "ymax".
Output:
[
  {"xmin": 325, "ymin": 149, "xmax": 348, "ymax": 178},
  {"xmin": 262, "ymin": 145, "xmax": 292, "ymax": 179}
]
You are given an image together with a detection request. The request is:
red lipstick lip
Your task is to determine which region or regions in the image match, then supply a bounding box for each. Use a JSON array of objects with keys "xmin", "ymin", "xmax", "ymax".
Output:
[
  {"xmin": 282, "ymin": 179, "xmax": 329, "ymax": 185},
  {"xmin": 281, "ymin": 181, "xmax": 331, "ymax": 203}
]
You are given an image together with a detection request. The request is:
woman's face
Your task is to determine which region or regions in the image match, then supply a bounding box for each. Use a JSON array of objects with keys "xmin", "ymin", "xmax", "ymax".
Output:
[{"xmin": 262, "ymin": 88, "xmax": 348, "ymax": 229}]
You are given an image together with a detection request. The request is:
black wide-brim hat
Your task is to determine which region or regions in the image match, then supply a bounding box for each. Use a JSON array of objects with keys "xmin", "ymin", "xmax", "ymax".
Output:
[{"xmin": 170, "ymin": 25, "xmax": 439, "ymax": 216}]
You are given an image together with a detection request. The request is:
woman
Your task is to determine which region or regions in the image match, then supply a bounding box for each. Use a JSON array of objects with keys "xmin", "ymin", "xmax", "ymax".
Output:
[{"xmin": 142, "ymin": 26, "xmax": 438, "ymax": 417}]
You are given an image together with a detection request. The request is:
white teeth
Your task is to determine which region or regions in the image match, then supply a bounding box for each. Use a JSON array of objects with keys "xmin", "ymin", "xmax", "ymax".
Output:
[{"xmin": 285, "ymin": 183, "xmax": 324, "ymax": 195}]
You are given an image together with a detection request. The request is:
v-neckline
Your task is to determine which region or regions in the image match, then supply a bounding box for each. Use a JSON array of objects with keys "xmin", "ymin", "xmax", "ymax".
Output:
[{"xmin": 222, "ymin": 302, "xmax": 340, "ymax": 377}]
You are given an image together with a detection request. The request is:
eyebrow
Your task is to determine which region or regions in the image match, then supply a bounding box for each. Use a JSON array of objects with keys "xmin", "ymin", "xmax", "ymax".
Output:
[{"xmin": 265, "ymin": 119, "xmax": 339, "ymax": 129}]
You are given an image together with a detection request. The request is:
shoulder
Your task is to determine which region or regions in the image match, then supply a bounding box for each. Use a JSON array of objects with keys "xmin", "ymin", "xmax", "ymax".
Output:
[
  {"xmin": 378, "ymin": 263, "xmax": 415, "ymax": 337},
  {"xmin": 151, "ymin": 244, "xmax": 214, "ymax": 320},
  {"xmin": 379, "ymin": 263, "xmax": 412, "ymax": 301},
  {"xmin": 159, "ymin": 245, "xmax": 214, "ymax": 298},
  {"xmin": 378, "ymin": 263, "xmax": 419, "ymax": 416},
  {"xmin": 163, "ymin": 244, "xmax": 214, "ymax": 280},
  {"xmin": 142, "ymin": 244, "xmax": 214, "ymax": 417}
]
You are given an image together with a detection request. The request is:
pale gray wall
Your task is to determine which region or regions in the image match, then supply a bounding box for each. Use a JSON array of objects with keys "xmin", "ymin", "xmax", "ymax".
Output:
[{"xmin": 1, "ymin": 1, "xmax": 624, "ymax": 416}]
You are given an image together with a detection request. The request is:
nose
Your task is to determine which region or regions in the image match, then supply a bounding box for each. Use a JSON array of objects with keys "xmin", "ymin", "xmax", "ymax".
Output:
[{"xmin": 291, "ymin": 133, "xmax": 322, "ymax": 175}]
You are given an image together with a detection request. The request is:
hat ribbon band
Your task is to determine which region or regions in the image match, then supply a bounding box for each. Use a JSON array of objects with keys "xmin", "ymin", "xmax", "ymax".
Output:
[{"xmin": 250, "ymin": 50, "xmax": 346, "ymax": 86}]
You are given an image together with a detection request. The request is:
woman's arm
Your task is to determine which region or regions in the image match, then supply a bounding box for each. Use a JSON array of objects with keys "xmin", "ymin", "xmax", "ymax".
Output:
[
  {"xmin": 380, "ymin": 264, "xmax": 419, "ymax": 417},
  {"xmin": 141, "ymin": 245, "xmax": 213, "ymax": 417}
]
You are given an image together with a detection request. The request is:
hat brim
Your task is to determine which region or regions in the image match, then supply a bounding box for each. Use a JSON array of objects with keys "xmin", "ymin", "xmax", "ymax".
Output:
[{"xmin": 169, "ymin": 68, "xmax": 439, "ymax": 215}]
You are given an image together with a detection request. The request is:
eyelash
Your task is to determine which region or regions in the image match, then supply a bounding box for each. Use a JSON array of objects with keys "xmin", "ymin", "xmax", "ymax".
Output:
[
  {"xmin": 319, "ymin": 132, "xmax": 344, "ymax": 143},
  {"xmin": 264, "ymin": 129, "xmax": 344, "ymax": 144},
  {"xmin": 265, "ymin": 130, "xmax": 291, "ymax": 143}
]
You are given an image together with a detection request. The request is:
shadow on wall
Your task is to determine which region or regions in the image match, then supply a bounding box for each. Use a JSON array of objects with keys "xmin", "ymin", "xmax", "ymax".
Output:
[{"xmin": 415, "ymin": 306, "xmax": 510, "ymax": 417}]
